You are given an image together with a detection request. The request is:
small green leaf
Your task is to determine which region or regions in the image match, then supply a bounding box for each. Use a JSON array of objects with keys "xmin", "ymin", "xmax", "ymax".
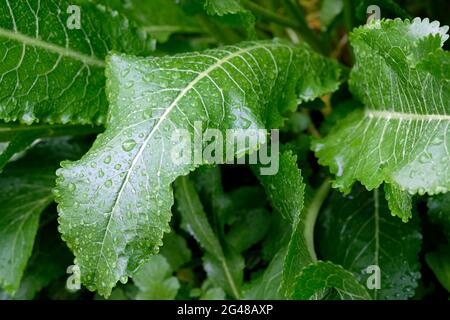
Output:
[
  {"xmin": 319, "ymin": 0, "xmax": 343, "ymax": 31},
  {"xmin": 226, "ymin": 208, "xmax": 271, "ymax": 253},
  {"xmin": 133, "ymin": 255, "xmax": 180, "ymax": 300},
  {"xmin": 175, "ymin": 176, "xmax": 243, "ymax": 299},
  {"xmin": 426, "ymin": 246, "xmax": 450, "ymax": 293},
  {"xmin": 204, "ymin": 0, "xmax": 256, "ymax": 38},
  {"xmin": 159, "ymin": 231, "xmax": 192, "ymax": 271},
  {"xmin": 200, "ymin": 287, "xmax": 226, "ymax": 300},
  {"xmin": 243, "ymin": 247, "xmax": 286, "ymax": 300},
  {"xmin": 292, "ymin": 261, "xmax": 371, "ymax": 300},
  {"xmin": 384, "ymin": 183, "xmax": 413, "ymax": 222},
  {"xmin": 0, "ymin": 139, "xmax": 85, "ymax": 294}
]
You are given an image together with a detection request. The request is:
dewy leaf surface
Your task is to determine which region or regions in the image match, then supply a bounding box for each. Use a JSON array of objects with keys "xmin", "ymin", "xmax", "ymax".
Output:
[
  {"xmin": 313, "ymin": 18, "xmax": 450, "ymax": 197},
  {"xmin": 292, "ymin": 261, "xmax": 371, "ymax": 300},
  {"xmin": 0, "ymin": 0, "xmax": 153, "ymax": 124},
  {"xmin": 55, "ymin": 40, "xmax": 343, "ymax": 296},
  {"xmin": 318, "ymin": 185, "xmax": 422, "ymax": 299}
]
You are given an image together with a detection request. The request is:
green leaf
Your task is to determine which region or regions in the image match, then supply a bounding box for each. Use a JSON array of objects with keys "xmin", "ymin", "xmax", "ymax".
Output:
[
  {"xmin": 132, "ymin": 255, "xmax": 180, "ymax": 300},
  {"xmin": 426, "ymin": 246, "xmax": 450, "ymax": 293},
  {"xmin": 95, "ymin": 0, "xmax": 204, "ymax": 43},
  {"xmin": 10, "ymin": 216, "xmax": 73, "ymax": 300},
  {"xmin": 318, "ymin": 185, "xmax": 422, "ymax": 299},
  {"xmin": 251, "ymin": 150, "xmax": 316, "ymax": 299},
  {"xmin": 0, "ymin": 131, "xmax": 39, "ymax": 172},
  {"xmin": 0, "ymin": 0, "xmax": 153, "ymax": 125},
  {"xmin": 200, "ymin": 287, "xmax": 226, "ymax": 300},
  {"xmin": 313, "ymin": 18, "xmax": 450, "ymax": 201},
  {"xmin": 226, "ymin": 208, "xmax": 271, "ymax": 253},
  {"xmin": 0, "ymin": 138, "xmax": 85, "ymax": 294},
  {"xmin": 252, "ymin": 151, "xmax": 305, "ymax": 223},
  {"xmin": 296, "ymin": 48, "xmax": 342, "ymax": 103},
  {"xmin": 55, "ymin": 39, "xmax": 340, "ymax": 296},
  {"xmin": 159, "ymin": 231, "xmax": 192, "ymax": 271},
  {"xmin": 203, "ymin": 0, "xmax": 256, "ymax": 38},
  {"xmin": 292, "ymin": 261, "xmax": 371, "ymax": 300},
  {"xmin": 319, "ymin": 0, "xmax": 343, "ymax": 31},
  {"xmin": 243, "ymin": 247, "xmax": 286, "ymax": 300},
  {"xmin": 175, "ymin": 176, "xmax": 243, "ymax": 299},
  {"xmin": 384, "ymin": 183, "xmax": 413, "ymax": 222},
  {"xmin": 282, "ymin": 180, "xmax": 330, "ymax": 298}
]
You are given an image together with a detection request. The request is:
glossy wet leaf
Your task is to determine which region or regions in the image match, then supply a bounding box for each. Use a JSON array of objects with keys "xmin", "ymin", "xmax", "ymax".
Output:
[
  {"xmin": 318, "ymin": 185, "xmax": 422, "ymax": 299},
  {"xmin": 0, "ymin": 0, "xmax": 153, "ymax": 125},
  {"xmin": 55, "ymin": 39, "xmax": 341, "ymax": 296},
  {"xmin": 292, "ymin": 261, "xmax": 371, "ymax": 300},
  {"xmin": 313, "ymin": 18, "xmax": 450, "ymax": 206}
]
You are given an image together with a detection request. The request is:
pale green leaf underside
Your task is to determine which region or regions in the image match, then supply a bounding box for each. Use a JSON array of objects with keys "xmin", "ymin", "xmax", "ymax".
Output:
[
  {"xmin": 56, "ymin": 40, "xmax": 338, "ymax": 296},
  {"xmin": 313, "ymin": 18, "xmax": 450, "ymax": 197},
  {"xmin": 0, "ymin": 0, "xmax": 152, "ymax": 125},
  {"xmin": 318, "ymin": 186, "xmax": 422, "ymax": 299},
  {"xmin": 292, "ymin": 261, "xmax": 371, "ymax": 300}
]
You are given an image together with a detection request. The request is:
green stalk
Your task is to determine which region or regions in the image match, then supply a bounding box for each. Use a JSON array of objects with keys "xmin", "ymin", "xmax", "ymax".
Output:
[{"xmin": 304, "ymin": 179, "xmax": 331, "ymax": 261}]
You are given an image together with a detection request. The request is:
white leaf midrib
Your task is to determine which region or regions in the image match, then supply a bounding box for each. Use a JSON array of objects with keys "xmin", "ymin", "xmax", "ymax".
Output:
[
  {"xmin": 93, "ymin": 42, "xmax": 286, "ymax": 285},
  {"xmin": 365, "ymin": 109, "xmax": 450, "ymax": 121},
  {"xmin": 0, "ymin": 27, "xmax": 105, "ymax": 67}
]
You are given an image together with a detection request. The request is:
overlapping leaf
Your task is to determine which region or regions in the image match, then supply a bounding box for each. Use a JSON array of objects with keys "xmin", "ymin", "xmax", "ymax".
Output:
[
  {"xmin": 318, "ymin": 185, "xmax": 422, "ymax": 299},
  {"xmin": 94, "ymin": 0, "xmax": 204, "ymax": 43},
  {"xmin": 0, "ymin": 139, "xmax": 85, "ymax": 294},
  {"xmin": 292, "ymin": 261, "xmax": 371, "ymax": 300},
  {"xmin": 55, "ymin": 39, "xmax": 341, "ymax": 296},
  {"xmin": 313, "ymin": 18, "xmax": 450, "ymax": 205},
  {"xmin": 0, "ymin": 0, "xmax": 153, "ymax": 124}
]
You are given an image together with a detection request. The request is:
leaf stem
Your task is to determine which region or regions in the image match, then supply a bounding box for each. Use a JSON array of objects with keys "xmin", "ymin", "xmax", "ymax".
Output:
[{"xmin": 304, "ymin": 179, "xmax": 331, "ymax": 261}]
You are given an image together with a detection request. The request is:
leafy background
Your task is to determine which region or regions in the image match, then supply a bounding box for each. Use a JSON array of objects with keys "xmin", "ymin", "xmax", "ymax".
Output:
[{"xmin": 0, "ymin": 0, "xmax": 449, "ymax": 300}]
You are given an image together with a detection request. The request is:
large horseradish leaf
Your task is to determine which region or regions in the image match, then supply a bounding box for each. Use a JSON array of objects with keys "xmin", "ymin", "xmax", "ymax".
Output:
[
  {"xmin": 55, "ymin": 40, "xmax": 341, "ymax": 296},
  {"xmin": 0, "ymin": 0, "xmax": 153, "ymax": 125},
  {"xmin": 313, "ymin": 18, "xmax": 450, "ymax": 206}
]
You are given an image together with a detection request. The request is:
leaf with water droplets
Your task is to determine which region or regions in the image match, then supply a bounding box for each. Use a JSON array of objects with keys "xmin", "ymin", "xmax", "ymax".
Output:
[
  {"xmin": 0, "ymin": 0, "xmax": 153, "ymax": 125},
  {"xmin": 292, "ymin": 261, "xmax": 371, "ymax": 300},
  {"xmin": 313, "ymin": 18, "xmax": 450, "ymax": 219},
  {"xmin": 55, "ymin": 39, "xmax": 341, "ymax": 296},
  {"xmin": 317, "ymin": 185, "xmax": 422, "ymax": 299}
]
